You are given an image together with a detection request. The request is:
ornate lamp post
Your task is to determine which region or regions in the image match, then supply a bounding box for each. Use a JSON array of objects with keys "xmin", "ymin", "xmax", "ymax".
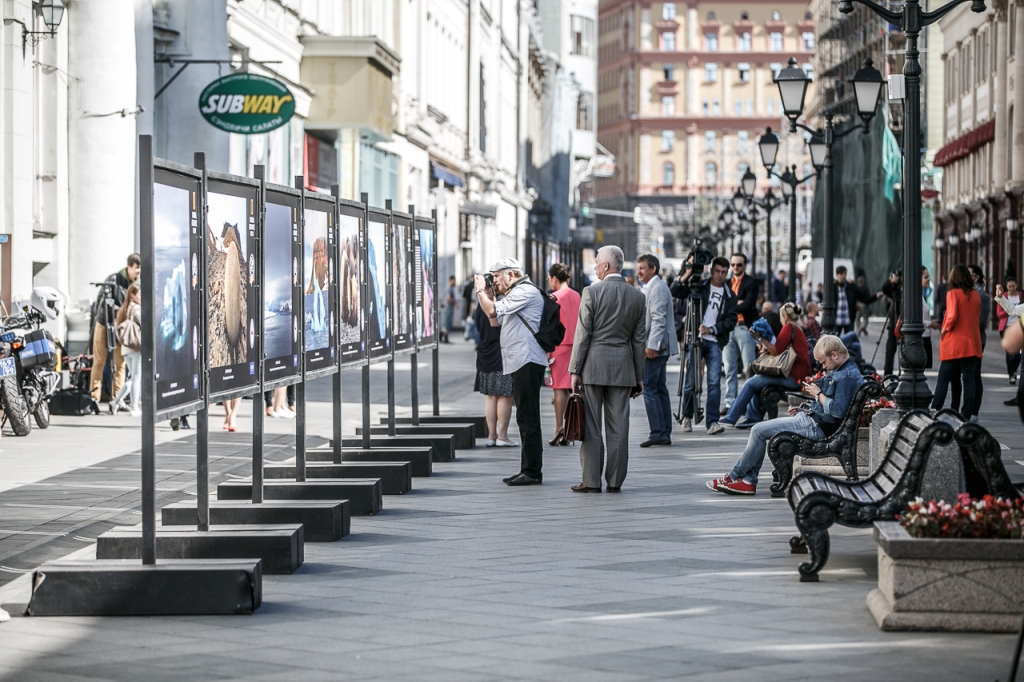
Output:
[
  {"xmin": 773, "ymin": 56, "xmax": 884, "ymax": 335},
  {"xmin": 836, "ymin": 0, "xmax": 986, "ymax": 409},
  {"xmin": 741, "ymin": 167, "xmax": 781, "ymax": 291}
]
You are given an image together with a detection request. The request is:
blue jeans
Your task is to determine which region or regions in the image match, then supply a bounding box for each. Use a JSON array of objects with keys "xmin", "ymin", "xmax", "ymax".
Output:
[
  {"xmin": 643, "ymin": 354, "xmax": 672, "ymax": 440},
  {"xmin": 721, "ymin": 374, "xmax": 798, "ymax": 425},
  {"xmin": 729, "ymin": 412, "xmax": 824, "ymax": 485},
  {"xmin": 839, "ymin": 331, "xmax": 863, "ymax": 364},
  {"xmin": 683, "ymin": 339, "xmax": 722, "ymax": 425},
  {"xmin": 723, "ymin": 326, "xmax": 757, "ymax": 406}
]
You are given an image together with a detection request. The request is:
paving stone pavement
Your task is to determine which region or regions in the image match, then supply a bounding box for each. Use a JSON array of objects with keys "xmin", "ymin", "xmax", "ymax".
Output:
[{"xmin": 0, "ymin": 324, "xmax": 1019, "ymax": 681}]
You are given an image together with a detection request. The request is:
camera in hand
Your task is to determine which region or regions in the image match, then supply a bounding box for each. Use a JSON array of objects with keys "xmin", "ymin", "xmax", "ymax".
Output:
[
  {"xmin": 688, "ymin": 239, "xmax": 713, "ymax": 268},
  {"xmin": 483, "ymin": 273, "xmax": 494, "ymax": 288}
]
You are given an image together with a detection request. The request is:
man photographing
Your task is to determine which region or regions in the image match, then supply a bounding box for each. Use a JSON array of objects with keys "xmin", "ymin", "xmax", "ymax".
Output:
[
  {"xmin": 474, "ymin": 258, "xmax": 547, "ymax": 486},
  {"xmin": 671, "ymin": 254, "xmax": 737, "ymax": 435}
]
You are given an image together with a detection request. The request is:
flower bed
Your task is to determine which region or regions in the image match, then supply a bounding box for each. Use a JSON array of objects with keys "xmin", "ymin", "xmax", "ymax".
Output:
[
  {"xmin": 901, "ymin": 495, "xmax": 1024, "ymax": 540},
  {"xmin": 859, "ymin": 397, "xmax": 897, "ymax": 428}
]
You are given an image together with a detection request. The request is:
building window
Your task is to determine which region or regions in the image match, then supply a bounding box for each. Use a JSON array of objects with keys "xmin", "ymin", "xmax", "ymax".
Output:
[
  {"xmin": 663, "ymin": 2, "xmax": 677, "ymax": 20},
  {"xmin": 766, "ymin": 97, "xmax": 774, "ymax": 116},
  {"xmin": 712, "ymin": 99, "xmax": 720, "ymax": 116},
  {"xmin": 663, "ymin": 31, "xmax": 676, "ymax": 51},
  {"xmin": 745, "ymin": 98, "xmax": 753, "ymax": 115},
  {"xmin": 705, "ymin": 33, "xmax": 718, "ymax": 51},
  {"xmin": 769, "ymin": 62, "xmax": 782, "ymax": 78},
  {"xmin": 707, "ymin": 11, "xmax": 716, "ymax": 20},
  {"xmin": 663, "ymin": 162, "xmax": 675, "ymax": 186},
  {"xmin": 571, "ymin": 15, "xmax": 595, "ymax": 57},
  {"xmin": 663, "ymin": 63, "xmax": 675, "ymax": 81},
  {"xmin": 738, "ymin": 31, "xmax": 751, "ymax": 51},
  {"xmin": 702, "ymin": 99, "xmax": 709, "ymax": 116},
  {"xmin": 738, "ymin": 62, "xmax": 750, "ymax": 82},
  {"xmin": 802, "ymin": 32, "xmax": 815, "ymax": 50},
  {"xmin": 772, "ymin": 10, "xmax": 782, "ymax": 20},
  {"xmin": 576, "ymin": 91, "xmax": 594, "ymax": 131},
  {"xmin": 769, "ymin": 32, "xmax": 783, "ymax": 51},
  {"xmin": 359, "ymin": 142, "xmax": 399, "ymax": 209},
  {"xmin": 705, "ymin": 162, "xmax": 717, "ymax": 187},
  {"xmin": 705, "ymin": 62, "xmax": 718, "ymax": 82},
  {"xmin": 662, "ymin": 130, "xmax": 675, "ymax": 151},
  {"xmin": 705, "ymin": 130, "xmax": 716, "ymax": 151},
  {"xmin": 737, "ymin": 130, "xmax": 748, "ymax": 153},
  {"xmin": 734, "ymin": 98, "xmax": 742, "ymax": 116},
  {"xmin": 661, "ymin": 95, "xmax": 675, "ymax": 115},
  {"xmin": 802, "ymin": 63, "xmax": 814, "ymax": 79}
]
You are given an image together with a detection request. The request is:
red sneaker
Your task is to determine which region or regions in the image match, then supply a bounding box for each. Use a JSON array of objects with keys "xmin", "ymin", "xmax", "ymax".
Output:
[
  {"xmin": 706, "ymin": 474, "xmax": 736, "ymax": 492},
  {"xmin": 717, "ymin": 477, "xmax": 756, "ymax": 495}
]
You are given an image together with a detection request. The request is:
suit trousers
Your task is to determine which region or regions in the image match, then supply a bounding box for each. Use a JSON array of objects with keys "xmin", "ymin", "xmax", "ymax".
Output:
[
  {"xmin": 579, "ymin": 384, "xmax": 632, "ymax": 488},
  {"xmin": 511, "ymin": 362, "xmax": 545, "ymax": 479}
]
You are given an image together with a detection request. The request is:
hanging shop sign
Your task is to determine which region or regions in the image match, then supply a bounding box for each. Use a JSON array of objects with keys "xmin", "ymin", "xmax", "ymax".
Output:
[{"xmin": 198, "ymin": 73, "xmax": 295, "ymax": 135}]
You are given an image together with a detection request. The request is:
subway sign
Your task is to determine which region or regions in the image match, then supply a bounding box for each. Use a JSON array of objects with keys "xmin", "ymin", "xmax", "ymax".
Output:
[{"xmin": 198, "ymin": 73, "xmax": 295, "ymax": 135}]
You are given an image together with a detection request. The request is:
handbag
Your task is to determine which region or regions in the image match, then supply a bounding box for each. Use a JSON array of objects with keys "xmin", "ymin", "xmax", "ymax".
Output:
[
  {"xmin": 751, "ymin": 324, "xmax": 798, "ymax": 378},
  {"xmin": 563, "ymin": 391, "xmax": 585, "ymax": 444}
]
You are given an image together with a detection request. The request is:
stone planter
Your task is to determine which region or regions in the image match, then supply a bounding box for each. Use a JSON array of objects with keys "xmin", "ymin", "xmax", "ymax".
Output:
[
  {"xmin": 794, "ymin": 427, "xmax": 870, "ymax": 479},
  {"xmin": 868, "ymin": 521, "xmax": 1024, "ymax": 632}
]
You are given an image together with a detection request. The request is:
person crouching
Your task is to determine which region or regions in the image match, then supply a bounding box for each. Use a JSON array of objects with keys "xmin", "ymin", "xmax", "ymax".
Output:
[{"xmin": 706, "ymin": 335, "xmax": 864, "ymax": 495}]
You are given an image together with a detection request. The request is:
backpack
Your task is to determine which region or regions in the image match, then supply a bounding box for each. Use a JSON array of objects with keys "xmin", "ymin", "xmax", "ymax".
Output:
[
  {"xmin": 49, "ymin": 388, "xmax": 100, "ymax": 416},
  {"xmin": 516, "ymin": 284, "xmax": 565, "ymax": 353}
]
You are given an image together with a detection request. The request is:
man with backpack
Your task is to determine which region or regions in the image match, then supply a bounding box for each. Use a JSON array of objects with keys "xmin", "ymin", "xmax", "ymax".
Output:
[
  {"xmin": 474, "ymin": 257, "xmax": 553, "ymax": 486},
  {"xmin": 89, "ymin": 253, "xmax": 141, "ymax": 404}
]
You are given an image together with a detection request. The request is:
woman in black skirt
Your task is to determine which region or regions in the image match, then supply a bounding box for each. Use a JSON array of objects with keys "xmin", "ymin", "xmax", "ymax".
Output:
[{"xmin": 473, "ymin": 285, "xmax": 516, "ymax": 447}]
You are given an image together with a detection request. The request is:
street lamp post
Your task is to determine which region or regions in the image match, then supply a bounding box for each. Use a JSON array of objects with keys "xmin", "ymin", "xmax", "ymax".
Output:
[
  {"xmin": 773, "ymin": 57, "xmax": 884, "ymax": 335},
  {"xmin": 837, "ymin": 0, "xmax": 985, "ymax": 409},
  {"xmin": 741, "ymin": 168, "xmax": 781, "ymax": 293}
]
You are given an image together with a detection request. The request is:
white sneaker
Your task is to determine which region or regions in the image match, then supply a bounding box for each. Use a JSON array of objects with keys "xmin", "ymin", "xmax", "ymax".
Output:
[
  {"xmin": 485, "ymin": 439, "xmax": 496, "ymax": 447},
  {"xmin": 278, "ymin": 409, "xmax": 296, "ymax": 420},
  {"xmin": 681, "ymin": 418, "xmax": 692, "ymax": 433},
  {"xmin": 130, "ymin": 410, "xmax": 142, "ymax": 418},
  {"xmin": 707, "ymin": 422, "xmax": 725, "ymax": 435},
  {"xmin": 495, "ymin": 439, "xmax": 519, "ymax": 447}
]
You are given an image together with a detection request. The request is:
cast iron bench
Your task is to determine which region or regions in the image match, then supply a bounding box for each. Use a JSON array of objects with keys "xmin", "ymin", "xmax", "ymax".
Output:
[
  {"xmin": 937, "ymin": 409, "xmax": 1020, "ymax": 499},
  {"xmin": 786, "ymin": 409, "xmax": 955, "ymax": 582},
  {"xmin": 766, "ymin": 379, "xmax": 884, "ymax": 497},
  {"xmin": 759, "ymin": 384, "xmax": 789, "ymax": 421}
]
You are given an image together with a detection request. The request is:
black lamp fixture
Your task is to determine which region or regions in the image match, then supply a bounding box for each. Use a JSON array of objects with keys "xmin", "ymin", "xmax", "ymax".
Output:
[
  {"xmin": 731, "ymin": 188, "xmax": 747, "ymax": 212},
  {"xmin": 741, "ymin": 169, "xmax": 757, "ymax": 198},
  {"xmin": 780, "ymin": 168, "xmax": 796, "ymax": 200},
  {"xmin": 22, "ymin": 0, "xmax": 65, "ymax": 56},
  {"xmin": 758, "ymin": 127, "xmax": 780, "ymax": 170},
  {"xmin": 808, "ymin": 135, "xmax": 827, "ymax": 169},
  {"xmin": 850, "ymin": 58, "xmax": 885, "ymax": 130},
  {"xmin": 774, "ymin": 58, "xmax": 811, "ymax": 129}
]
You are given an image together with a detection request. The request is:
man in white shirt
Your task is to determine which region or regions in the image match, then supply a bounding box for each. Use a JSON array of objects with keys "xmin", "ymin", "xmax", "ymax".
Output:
[{"xmin": 475, "ymin": 258, "xmax": 548, "ymax": 486}]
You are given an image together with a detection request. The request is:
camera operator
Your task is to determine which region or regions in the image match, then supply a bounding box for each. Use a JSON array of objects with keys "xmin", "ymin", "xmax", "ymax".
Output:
[
  {"xmin": 671, "ymin": 254, "xmax": 737, "ymax": 435},
  {"xmin": 875, "ymin": 269, "xmax": 902, "ymax": 375},
  {"xmin": 474, "ymin": 258, "xmax": 547, "ymax": 486}
]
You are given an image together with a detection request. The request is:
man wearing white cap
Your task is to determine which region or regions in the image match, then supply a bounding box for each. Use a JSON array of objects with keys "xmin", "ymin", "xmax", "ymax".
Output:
[{"xmin": 475, "ymin": 257, "xmax": 548, "ymax": 485}]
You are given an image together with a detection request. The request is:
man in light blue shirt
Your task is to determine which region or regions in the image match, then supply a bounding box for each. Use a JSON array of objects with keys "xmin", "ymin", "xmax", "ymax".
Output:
[{"xmin": 475, "ymin": 258, "xmax": 547, "ymax": 486}]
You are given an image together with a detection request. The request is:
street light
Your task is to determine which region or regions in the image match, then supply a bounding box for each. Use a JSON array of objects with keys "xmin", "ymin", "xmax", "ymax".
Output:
[
  {"xmin": 21, "ymin": 0, "xmax": 64, "ymax": 56},
  {"xmin": 775, "ymin": 58, "xmax": 812, "ymax": 127},
  {"xmin": 744, "ymin": 186, "xmax": 782, "ymax": 295},
  {"xmin": 758, "ymin": 128, "xmax": 780, "ymax": 170},
  {"xmin": 838, "ymin": 0, "xmax": 987, "ymax": 410},
  {"xmin": 731, "ymin": 188, "xmax": 746, "ymax": 212},
  {"xmin": 776, "ymin": 165, "xmax": 816, "ymax": 302},
  {"xmin": 741, "ymin": 169, "xmax": 757, "ymax": 199},
  {"xmin": 774, "ymin": 57, "xmax": 882, "ymax": 335}
]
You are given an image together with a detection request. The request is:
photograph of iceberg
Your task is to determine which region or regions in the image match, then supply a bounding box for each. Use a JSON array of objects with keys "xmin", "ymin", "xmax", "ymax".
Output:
[
  {"xmin": 367, "ymin": 220, "xmax": 388, "ymax": 349},
  {"xmin": 153, "ymin": 182, "xmax": 194, "ymax": 384}
]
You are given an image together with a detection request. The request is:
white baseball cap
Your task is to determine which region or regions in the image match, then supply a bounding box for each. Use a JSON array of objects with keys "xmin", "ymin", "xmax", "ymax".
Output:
[{"xmin": 488, "ymin": 257, "xmax": 523, "ymax": 273}]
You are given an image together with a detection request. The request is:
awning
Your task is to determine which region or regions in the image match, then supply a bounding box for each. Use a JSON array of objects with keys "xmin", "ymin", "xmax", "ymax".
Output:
[
  {"xmin": 459, "ymin": 200, "xmax": 497, "ymax": 219},
  {"xmin": 431, "ymin": 163, "xmax": 464, "ymax": 188},
  {"xmin": 934, "ymin": 119, "xmax": 995, "ymax": 167}
]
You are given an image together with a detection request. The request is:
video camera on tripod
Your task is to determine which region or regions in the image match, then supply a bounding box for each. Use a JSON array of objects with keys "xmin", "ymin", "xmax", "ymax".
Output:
[
  {"xmin": 673, "ymin": 239, "xmax": 713, "ymax": 425},
  {"xmin": 687, "ymin": 239, "xmax": 714, "ymax": 272}
]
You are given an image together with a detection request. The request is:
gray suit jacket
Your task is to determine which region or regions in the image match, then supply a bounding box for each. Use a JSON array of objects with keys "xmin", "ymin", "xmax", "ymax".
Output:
[
  {"xmin": 644, "ymin": 275, "xmax": 679, "ymax": 357},
  {"xmin": 568, "ymin": 275, "xmax": 647, "ymax": 387}
]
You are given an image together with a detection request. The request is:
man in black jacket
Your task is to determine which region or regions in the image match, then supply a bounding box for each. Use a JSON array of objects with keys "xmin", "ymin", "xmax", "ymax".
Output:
[
  {"xmin": 833, "ymin": 266, "xmax": 857, "ymax": 335},
  {"xmin": 722, "ymin": 253, "xmax": 760, "ymax": 412},
  {"xmin": 89, "ymin": 253, "xmax": 141, "ymax": 403},
  {"xmin": 876, "ymin": 270, "xmax": 902, "ymax": 375},
  {"xmin": 671, "ymin": 256, "xmax": 738, "ymax": 435}
]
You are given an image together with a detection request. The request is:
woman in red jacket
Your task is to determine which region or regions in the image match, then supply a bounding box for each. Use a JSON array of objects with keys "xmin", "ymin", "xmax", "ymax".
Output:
[{"xmin": 931, "ymin": 264, "xmax": 982, "ymax": 417}]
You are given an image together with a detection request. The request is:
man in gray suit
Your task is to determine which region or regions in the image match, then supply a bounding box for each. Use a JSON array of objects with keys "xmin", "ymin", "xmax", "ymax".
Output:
[
  {"xmin": 569, "ymin": 245, "xmax": 647, "ymax": 493},
  {"xmin": 637, "ymin": 254, "xmax": 679, "ymax": 447}
]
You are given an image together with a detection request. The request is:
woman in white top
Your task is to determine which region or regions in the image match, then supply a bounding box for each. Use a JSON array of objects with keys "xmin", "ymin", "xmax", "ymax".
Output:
[{"xmin": 996, "ymin": 276, "xmax": 1024, "ymax": 383}]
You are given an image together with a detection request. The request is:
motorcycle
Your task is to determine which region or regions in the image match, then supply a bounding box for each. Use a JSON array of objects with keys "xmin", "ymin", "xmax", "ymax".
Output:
[
  {"xmin": 0, "ymin": 327, "xmax": 29, "ymax": 436},
  {"xmin": 0, "ymin": 288, "xmax": 63, "ymax": 435}
]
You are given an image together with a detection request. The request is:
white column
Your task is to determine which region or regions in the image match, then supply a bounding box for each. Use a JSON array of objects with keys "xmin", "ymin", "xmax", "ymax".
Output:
[
  {"xmin": 1011, "ymin": 0, "xmax": 1024, "ymax": 185},
  {"xmin": 993, "ymin": 2, "xmax": 1009, "ymax": 188},
  {"xmin": 687, "ymin": 7, "xmax": 698, "ymax": 50},
  {"xmin": 68, "ymin": 1, "xmax": 137, "ymax": 307},
  {"xmin": 686, "ymin": 127, "xmax": 698, "ymax": 186},
  {"xmin": 687, "ymin": 62, "xmax": 699, "ymax": 114}
]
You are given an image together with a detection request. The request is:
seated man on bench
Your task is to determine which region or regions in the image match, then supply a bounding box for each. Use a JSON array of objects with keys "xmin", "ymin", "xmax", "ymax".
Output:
[{"xmin": 707, "ymin": 335, "xmax": 864, "ymax": 496}]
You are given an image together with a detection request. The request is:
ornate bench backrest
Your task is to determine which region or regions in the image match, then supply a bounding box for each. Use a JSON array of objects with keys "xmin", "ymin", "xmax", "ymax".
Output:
[
  {"xmin": 937, "ymin": 409, "xmax": 1021, "ymax": 500},
  {"xmin": 868, "ymin": 410, "xmax": 956, "ymax": 517},
  {"xmin": 822, "ymin": 379, "xmax": 883, "ymax": 447}
]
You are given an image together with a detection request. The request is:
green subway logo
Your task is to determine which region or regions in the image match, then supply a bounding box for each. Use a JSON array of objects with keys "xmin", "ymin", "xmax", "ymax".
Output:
[{"xmin": 199, "ymin": 73, "xmax": 295, "ymax": 135}]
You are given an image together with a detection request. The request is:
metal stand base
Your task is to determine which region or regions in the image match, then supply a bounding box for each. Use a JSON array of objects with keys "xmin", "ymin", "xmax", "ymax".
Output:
[
  {"xmin": 313, "ymin": 446, "xmax": 433, "ymax": 476},
  {"xmin": 391, "ymin": 415, "xmax": 488, "ymax": 439},
  {"xmin": 161, "ymin": 500, "xmax": 348, "ymax": 542},
  {"xmin": 343, "ymin": 435, "xmax": 455, "ymax": 462},
  {"xmin": 265, "ymin": 462, "xmax": 412, "ymax": 495},
  {"xmin": 366, "ymin": 423, "xmax": 475, "ymax": 449},
  {"xmin": 217, "ymin": 480, "xmax": 382, "ymax": 516},
  {"xmin": 96, "ymin": 524, "xmax": 303, "ymax": 575},
  {"xmin": 25, "ymin": 559, "xmax": 262, "ymax": 616}
]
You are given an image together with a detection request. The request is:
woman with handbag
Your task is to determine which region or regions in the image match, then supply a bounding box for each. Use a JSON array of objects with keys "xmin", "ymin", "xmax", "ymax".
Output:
[
  {"xmin": 110, "ymin": 282, "xmax": 142, "ymax": 417},
  {"xmin": 930, "ymin": 264, "xmax": 982, "ymax": 417},
  {"xmin": 719, "ymin": 303, "xmax": 810, "ymax": 429}
]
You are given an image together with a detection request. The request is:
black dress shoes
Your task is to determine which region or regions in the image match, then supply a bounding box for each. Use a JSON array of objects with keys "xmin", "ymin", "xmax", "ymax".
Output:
[
  {"xmin": 1005, "ymin": 397, "xmax": 1019, "ymax": 406},
  {"xmin": 506, "ymin": 473, "xmax": 542, "ymax": 486},
  {"xmin": 502, "ymin": 474, "xmax": 520, "ymax": 484},
  {"xmin": 606, "ymin": 486, "xmax": 621, "ymax": 493},
  {"xmin": 571, "ymin": 483, "xmax": 601, "ymax": 492},
  {"xmin": 639, "ymin": 438, "xmax": 671, "ymax": 448}
]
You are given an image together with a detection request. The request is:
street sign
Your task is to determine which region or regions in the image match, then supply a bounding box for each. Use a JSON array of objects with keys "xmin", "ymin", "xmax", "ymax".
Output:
[{"xmin": 199, "ymin": 73, "xmax": 295, "ymax": 135}]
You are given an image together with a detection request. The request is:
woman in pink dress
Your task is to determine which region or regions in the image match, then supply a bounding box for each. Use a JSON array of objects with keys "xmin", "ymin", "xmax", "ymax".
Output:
[{"xmin": 547, "ymin": 263, "xmax": 581, "ymax": 445}]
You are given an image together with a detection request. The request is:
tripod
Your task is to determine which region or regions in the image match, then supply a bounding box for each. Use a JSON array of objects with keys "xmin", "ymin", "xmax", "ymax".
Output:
[
  {"xmin": 674, "ymin": 274, "xmax": 705, "ymax": 425},
  {"xmin": 869, "ymin": 296, "xmax": 899, "ymax": 369}
]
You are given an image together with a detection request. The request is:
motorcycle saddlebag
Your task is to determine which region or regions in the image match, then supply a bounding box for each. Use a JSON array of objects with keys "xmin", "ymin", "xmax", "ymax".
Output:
[
  {"xmin": 49, "ymin": 388, "xmax": 99, "ymax": 416},
  {"xmin": 20, "ymin": 330, "xmax": 57, "ymax": 370}
]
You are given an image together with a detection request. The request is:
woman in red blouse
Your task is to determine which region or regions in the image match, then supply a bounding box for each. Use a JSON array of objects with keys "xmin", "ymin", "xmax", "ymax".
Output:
[
  {"xmin": 720, "ymin": 303, "xmax": 810, "ymax": 427},
  {"xmin": 931, "ymin": 264, "xmax": 982, "ymax": 416}
]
